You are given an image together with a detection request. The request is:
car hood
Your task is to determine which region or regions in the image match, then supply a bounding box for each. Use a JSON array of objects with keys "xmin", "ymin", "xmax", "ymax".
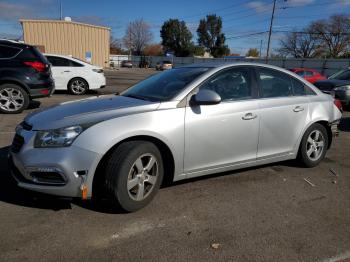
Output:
[
  {"xmin": 25, "ymin": 95, "xmax": 160, "ymax": 130},
  {"xmin": 314, "ymin": 79, "xmax": 350, "ymax": 90}
]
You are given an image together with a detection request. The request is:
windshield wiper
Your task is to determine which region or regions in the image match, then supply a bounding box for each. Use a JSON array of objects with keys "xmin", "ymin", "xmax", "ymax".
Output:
[{"xmin": 123, "ymin": 94, "xmax": 152, "ymax": 101}]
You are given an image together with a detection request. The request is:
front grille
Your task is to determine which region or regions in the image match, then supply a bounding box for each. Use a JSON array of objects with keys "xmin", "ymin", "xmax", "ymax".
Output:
[
  {"xmin": 30, "ymin": 171, "xmax": 66, "ymax": 185},
  {"xmin": 11, "ymin": 134, "xmax": 24, "ymax": 153},
  {"xmin": 21, "ymin": 121, "xmax": 32, "ymax": 131}
]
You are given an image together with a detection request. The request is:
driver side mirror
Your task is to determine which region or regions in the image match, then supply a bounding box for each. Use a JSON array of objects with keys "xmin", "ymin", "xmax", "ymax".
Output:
[{"xmin": 190, "ymin": 89, "xmax": 221, "ymax": 106}]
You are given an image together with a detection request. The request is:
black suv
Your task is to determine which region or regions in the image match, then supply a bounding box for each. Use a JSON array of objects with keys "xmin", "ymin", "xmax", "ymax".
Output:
[
  {"xmin": 314, "ymin": 69, "xmax": 350, "ymax": 107},
  {"xmin": 0, "ymin": 40, "xmax": 54, "ymax": 114}
]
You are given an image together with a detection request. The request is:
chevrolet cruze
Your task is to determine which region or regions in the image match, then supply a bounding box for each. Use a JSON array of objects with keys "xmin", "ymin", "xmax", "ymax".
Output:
[{"xmin": 9, "ymin": 63, "xmax": 342, "ymax": 212}]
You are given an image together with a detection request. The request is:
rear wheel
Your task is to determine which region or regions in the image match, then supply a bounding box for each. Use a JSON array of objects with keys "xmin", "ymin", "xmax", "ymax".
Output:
[
  {"xmin": 104, "ymin": 141, "xmax": 164, "ymax": 212},
  {"xmin": 298, "ymin": 123, "xmax": 328, "ymax": 167},
  {"xmin": 0, "ymin": 84, "xmax": 29, "ymax": 114},
  {"xmin": 68, "ymin": 78, "xmax": 88, "ymax": 95}
]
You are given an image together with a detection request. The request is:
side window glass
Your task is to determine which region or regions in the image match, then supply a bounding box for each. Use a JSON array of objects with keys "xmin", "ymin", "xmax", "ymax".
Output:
[
  {"xmin": 291, "ymin": 78, "xmax": 306, "ymax": 96},
  {"xmin": 200, "ymin": 67, "xmax": 253, "ymax": 102},
  {"xmin": 257, "ymin": 68, "xmax": 293, "ymax": 98},
  {"xmin": 295, "ymin": 71, "xmax": 304, "ymax": 77},
  {"xmin": 70, "ymin": 60, "xmax": 84, "ymax": 67},
  {"xmin": 305, "ymin": 71, "xmax": 314, "ymax": 76},
  {"xmin": 47, "ymin": 57, "xmax": 70, "ymax": 66},
  {"xmin": 291, "ymin": 77, "xmax": 316, "ymax": 96}
]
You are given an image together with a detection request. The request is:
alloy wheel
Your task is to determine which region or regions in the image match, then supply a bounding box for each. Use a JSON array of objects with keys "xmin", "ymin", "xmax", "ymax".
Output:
[
  {"xmin": 306, "ymin": 130, "xmax": 325, "ymax": 161},
  {"xmin": 0, "ymin": 88, "xmax": 25, "ymax": 112},
  {"xmin": 127, "ymin": 153, "xmax": 159, "ymax": 201},
  {"xmin": 71, "ymin": 80, "xmax": 87, "ymax": 94}
]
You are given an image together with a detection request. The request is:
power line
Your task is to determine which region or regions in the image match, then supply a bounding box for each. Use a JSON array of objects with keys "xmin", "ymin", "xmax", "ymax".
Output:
[{"xmin": 226, "ymin": 31, "xmax": 269, "ymax": 39}]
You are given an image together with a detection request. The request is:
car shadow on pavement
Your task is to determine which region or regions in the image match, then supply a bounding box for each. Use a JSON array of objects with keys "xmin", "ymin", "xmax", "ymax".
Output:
[
  {"xmin": 27, "ymin": 100, "xmax": 41, "ymax": 110},
  {"xmin": 339, "ymin": 117, "xmax": 350, "ymax": 132},
  {"xmin": 0, "ymin": 142, "xmax": 310, "ymax": 214},
  {"xmin": 0, "ymin": 146, "xmax": 72, "ymax": 211}
]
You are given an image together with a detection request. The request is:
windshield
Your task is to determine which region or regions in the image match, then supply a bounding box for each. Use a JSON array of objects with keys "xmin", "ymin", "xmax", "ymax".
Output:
[
  {"xmin": 329, "ymin": 69, "xmax": 350, "ymax": 80},
  {"xmin": 122, "ymin": 67, "xmax": 210, "ymax": 102}
]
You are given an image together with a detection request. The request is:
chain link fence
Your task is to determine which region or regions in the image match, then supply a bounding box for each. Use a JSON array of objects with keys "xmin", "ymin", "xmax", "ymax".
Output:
[{"xmin": 110, "ymin": 55, "xmax": 350, "ymax": 77}]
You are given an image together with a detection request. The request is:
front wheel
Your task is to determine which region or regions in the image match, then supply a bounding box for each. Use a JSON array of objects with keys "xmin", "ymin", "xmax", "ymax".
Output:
[
  {"xmin": 298, "ymin": 123, "xmax": 328, "ymax": 167},
  {"xmin": 104, "ymin": 141, "xmax": 164, "ymax": 212}
]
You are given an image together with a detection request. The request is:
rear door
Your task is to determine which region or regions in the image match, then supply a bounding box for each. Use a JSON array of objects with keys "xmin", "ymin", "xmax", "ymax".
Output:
[
  {"xmin": 255, "ymin": 67, "xmax": 309, "ymax": 159},
  {"xmin": 46, "ymin": 56, "xmax": 74, "ymax": 90}
]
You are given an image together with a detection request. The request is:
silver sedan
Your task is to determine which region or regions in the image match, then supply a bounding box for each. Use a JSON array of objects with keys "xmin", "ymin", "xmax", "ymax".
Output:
[{"xmin": 9, "ymin": 62, "xmax": 342, "ymax": 212}]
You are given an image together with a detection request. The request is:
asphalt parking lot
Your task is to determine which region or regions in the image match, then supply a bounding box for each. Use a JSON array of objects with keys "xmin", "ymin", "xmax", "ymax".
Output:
[{"xmin": 0, "ymin": 68, "xmax": 350, "ymax": 262}]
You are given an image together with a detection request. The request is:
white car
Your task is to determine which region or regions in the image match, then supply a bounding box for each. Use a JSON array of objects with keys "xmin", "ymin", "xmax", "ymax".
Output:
[{"xmin": 45, "ymin": 54, "xmax": 106, "ymax": 95}]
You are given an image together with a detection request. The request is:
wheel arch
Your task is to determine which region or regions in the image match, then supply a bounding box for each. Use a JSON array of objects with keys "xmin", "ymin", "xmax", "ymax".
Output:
[
  {"xmin": 297, "ymin": 119, "xmax": 333, "ymax": 154},
  {"xmin": 0, "ymin": 79, "xmax": 30, "ymax": 94},
  {"xmin": 67, "ymin": 77, "xmax": 89, "ymax": 90},
  {"xmin": 92, "ymin": 135, "xmax": 175, "ymax": 198}
]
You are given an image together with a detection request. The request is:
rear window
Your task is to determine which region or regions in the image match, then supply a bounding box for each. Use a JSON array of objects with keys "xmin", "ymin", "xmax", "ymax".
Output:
[
  {"xmin": 163, "ymin": 61, "xmax": 172, "ymax": 64},
  {"xmin": 329, "ymin": 69, "xmax": 350, "ymax": 80},
  {"xmin": 0, "ymin": 45, "xmax": 21, "ymax": 59},
  {"xmin": 17, "ymin": 46, "xmax": 48, "ymax": 63}
]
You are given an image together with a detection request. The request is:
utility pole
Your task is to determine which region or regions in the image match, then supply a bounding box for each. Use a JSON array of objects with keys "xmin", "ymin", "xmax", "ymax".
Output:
[
  {"xmin": 128, "ymin": 27, "xmax": 132, "ymax": 59},
  {"xmin": 259, "ymin": 39, "xmax": 263, "ymax": 58},
  {"xmin": 59, "ymin": 0, "xmax": 63, "ymax": 20},
  {"xmin": 266, "ymin": 0, "xmax": 276, "ymax": 62}
]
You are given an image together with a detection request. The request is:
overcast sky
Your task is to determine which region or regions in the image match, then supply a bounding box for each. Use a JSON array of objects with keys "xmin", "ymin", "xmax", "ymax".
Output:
[{"xmin": 1, "ymin": 0, "xmax": 349, "ymax": 55}]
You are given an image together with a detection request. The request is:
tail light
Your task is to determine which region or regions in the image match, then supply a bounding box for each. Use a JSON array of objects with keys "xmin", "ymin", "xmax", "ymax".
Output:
[
  {"xmin": 23, "ymin": 61, "xmax": 46, "ymax": 72},
  {"xmin": 334, "ymin": 99, "xmax": 343, "ymax": 112}
]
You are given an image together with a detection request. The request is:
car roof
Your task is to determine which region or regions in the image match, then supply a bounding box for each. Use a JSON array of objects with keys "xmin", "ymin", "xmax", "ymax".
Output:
[{"xmin": 0, "ymin": 39, "xmax": 31, "ymax": 48}]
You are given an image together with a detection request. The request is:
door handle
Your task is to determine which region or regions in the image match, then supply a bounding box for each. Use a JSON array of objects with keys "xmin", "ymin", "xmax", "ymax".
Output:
[
  {"xmin": 242, "ymin": 113, "xmax": 257, "ymax": 120},
  {"xmin": 293, "ymin": 106, "xmax": 304, "ymax": 112},
  {"xmin": 63, "ymin": 70, "xmax": 71, "ymax": 73}
]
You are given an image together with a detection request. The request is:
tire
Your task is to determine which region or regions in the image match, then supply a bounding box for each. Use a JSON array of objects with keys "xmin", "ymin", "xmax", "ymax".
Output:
[
  {"xmin": 68, "ymin": 78, "xmax": 88, "ymax": 95},
  {"xmin": 298, "ymin": 123, "xmax": 328, "ymax": 167},
  {"xmin": 0, "ymin": 84, "xmax": 29, "ymax": 114},
  {"xmin": 104, "ymin": 141, "xmax": 164, "ymax": 212}
]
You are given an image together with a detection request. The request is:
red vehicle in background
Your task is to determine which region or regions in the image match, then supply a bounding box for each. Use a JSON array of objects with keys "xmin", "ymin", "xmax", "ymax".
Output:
[{"xmin": 290, "ymin": 68, "xmax": 327, "ymax": 84}]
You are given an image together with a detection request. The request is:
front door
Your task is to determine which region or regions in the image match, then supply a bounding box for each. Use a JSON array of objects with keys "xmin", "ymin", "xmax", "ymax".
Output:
[{"xmin": 184, "ymin": 67, "xmax": 260, "ymax": 176}]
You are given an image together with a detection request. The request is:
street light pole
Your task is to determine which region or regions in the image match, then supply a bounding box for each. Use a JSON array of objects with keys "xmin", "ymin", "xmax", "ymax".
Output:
[{"xmin": 266, "ymin": 0, "xmax": 276, "ymax": 62}]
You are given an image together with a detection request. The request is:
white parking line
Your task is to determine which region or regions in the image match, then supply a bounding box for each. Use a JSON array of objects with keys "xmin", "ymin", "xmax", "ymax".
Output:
[{"xmin": 321, "ymin": 251, "xmax": 350, "ymax": 262}]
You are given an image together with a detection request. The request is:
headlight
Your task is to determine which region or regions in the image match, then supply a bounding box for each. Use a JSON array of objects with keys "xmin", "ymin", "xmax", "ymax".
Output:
[
  {"xmin": 92, "ymin": 69, "xmax": 103, "ymax": 73},
  {"xmin": 334, "ymin": 85, "xmax": 350, "ymax": 91},
  {"xmin": 34, "ymin": 126, "xmax": 83, "ymax": 148}
]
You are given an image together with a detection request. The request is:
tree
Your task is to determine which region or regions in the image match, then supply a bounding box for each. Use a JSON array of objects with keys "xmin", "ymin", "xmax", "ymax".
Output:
[
  {"xmin": 309, "ymin": 15, "xmax": 350, "ymax": 58},
  {"xmin": 278, "ymin": 27, "xmax": 320, "ymax": 58},
  {"xmin": 197, "ymin": 14, "xmax": 230, "ymax": 58},
  {"xmin": 246, "ymin": 48, "xmax": 260, "ymax": 57},
  {"xmin": 193, "ymin": 45, "xmax": 206, "ymax": 57},
  {"xmin": 143, "ymin": 44, "xmax": 163, "ymax": 56},
  {"xmin": 160, "ymin": 19, "xmax": 194, "ymax": 57},
  {"xmin": 123, "ymin": 19, "xmax": 153, "ymax": 55},
  {"xmin": 110, "ymin": 36, "xmax": 127, "ymax": 55}
]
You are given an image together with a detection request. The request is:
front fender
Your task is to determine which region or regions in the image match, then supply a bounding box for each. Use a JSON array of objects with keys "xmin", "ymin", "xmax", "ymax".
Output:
[{"xmin": 73, "ymin": 108, "xmax": 186, "ymax": 190}]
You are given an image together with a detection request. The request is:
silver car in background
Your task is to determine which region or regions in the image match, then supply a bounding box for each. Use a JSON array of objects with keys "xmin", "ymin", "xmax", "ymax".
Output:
[{"xmin": 9, "ymin": 62, "xmax": 342, "ymax": 212}]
